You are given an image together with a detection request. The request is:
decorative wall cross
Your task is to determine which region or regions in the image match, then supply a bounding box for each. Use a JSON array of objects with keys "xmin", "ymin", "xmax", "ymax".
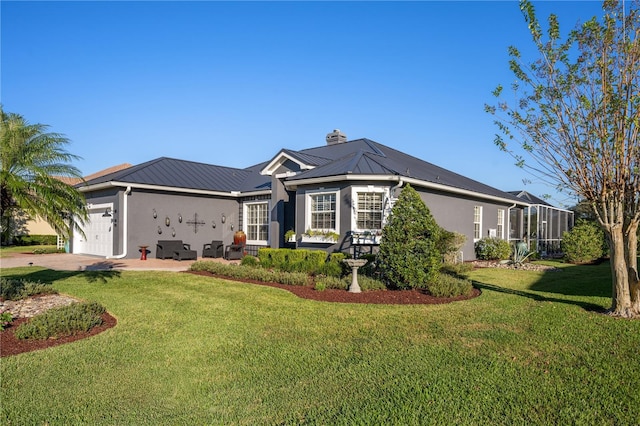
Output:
[{"xmin": 187, "ymin": 213, "xmax": 205, "ymax": 233}]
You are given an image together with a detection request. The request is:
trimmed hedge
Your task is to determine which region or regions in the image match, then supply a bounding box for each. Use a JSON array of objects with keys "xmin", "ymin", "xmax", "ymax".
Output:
[{"xmin": 13, "ymin": 235, "xmax": 57, "ymax": 246}]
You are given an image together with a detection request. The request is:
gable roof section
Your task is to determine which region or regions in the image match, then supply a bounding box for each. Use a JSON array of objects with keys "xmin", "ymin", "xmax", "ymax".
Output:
[
  {"xmin": 78, "ymin": 157, "xmax": 270, "ymax": 194},
  {"xmin": 508, "ymin": 190, "xmax": 553, "ymax": 206},
  {"xmin": 260, "ymin": 149, "xmax": 333, "ymax": 175}
]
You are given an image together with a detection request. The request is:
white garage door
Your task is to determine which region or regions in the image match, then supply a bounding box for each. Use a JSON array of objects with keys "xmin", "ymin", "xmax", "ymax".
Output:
[{"xmin": 73, "ymin": 208, "xmax": 113, "ymax": 257}]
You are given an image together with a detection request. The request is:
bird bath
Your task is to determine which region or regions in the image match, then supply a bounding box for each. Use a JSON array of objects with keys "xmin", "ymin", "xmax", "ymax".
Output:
[{"xmin": 342, "ymin": 258, "xmax": 368, "ymax": 293}]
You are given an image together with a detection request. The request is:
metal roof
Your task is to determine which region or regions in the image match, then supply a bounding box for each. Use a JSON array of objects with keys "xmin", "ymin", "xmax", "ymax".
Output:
[
  {"xmin": 78, "ymin": 157, "xmax": 270, "ymax": 193},
  {"xmin": 78, "ymin": 139, "xmax": 526, "ymax": 204},
  {"xmin": 287, "ymin": 139, "xmax": 524, "ymax": 203}
]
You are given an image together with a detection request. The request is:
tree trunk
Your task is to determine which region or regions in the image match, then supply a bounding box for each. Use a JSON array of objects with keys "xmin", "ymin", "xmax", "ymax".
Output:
[
  {"xmin": 626, "ymin": 221, "xmax": 640, "ymax": 314},
  {"xmin": 607, "ymin": 227, "xmax": 635, "ymax": 317}
]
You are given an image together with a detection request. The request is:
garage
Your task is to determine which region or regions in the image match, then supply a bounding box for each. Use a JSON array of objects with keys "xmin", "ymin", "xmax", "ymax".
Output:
[{"xmin": 73, "ymin": 204, "xmax": 114, "ymax": 257}]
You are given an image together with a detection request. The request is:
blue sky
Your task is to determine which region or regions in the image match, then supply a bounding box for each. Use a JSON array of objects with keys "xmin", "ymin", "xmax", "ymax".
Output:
[{"xmin": 2, "ymin": 1, "xmax": 605, "ymax": 206}]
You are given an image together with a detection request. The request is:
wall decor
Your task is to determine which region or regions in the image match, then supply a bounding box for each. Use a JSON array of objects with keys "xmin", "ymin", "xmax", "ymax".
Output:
[
  {"xmin": 172, "ymin": 227, "xmax": 176, "ymax": 237},
  {"xmin": 165, "ymin": 216, "xmax": 171, "ymax": 227},
  {"xmin": 178, "ymin": 214, "xmax": 182, "ymax": 223},
  {"xmin": 153, "ymin": 209, "xmax": 157, "ymax": 219},
  {"xmin": 221, "ymin": 214, "xmax": 226, "ymax": 223},
  {"xmin": 157, "ymin": 226, "xmax": 162, "ymax": 234},
  {"xmin": 212, "ymin": 221, "xmax": 216, "ymax": 228},
  {"xmin": 187, "ymin": 213, "xmax": 205, "ymax": 233}
]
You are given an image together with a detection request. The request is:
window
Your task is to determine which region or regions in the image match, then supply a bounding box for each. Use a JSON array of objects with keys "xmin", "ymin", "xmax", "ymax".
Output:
[
  {"xmin": 474, "ymin": 206, "xmax": 482, "ymax": 241},
  {"xmin": 310, "ymin": 193, "xmax": 336, "ymax": 230},
  {"xmin": 245, "ymin": 202, "xmax": 269, "ymax": 243},
  {"xmin": 356, "ymin": 192, "xmax": 383, "ymax": 230},
  {"xmin": 497, "ymin": 209, "xmax": 505, "ymax": 239}
]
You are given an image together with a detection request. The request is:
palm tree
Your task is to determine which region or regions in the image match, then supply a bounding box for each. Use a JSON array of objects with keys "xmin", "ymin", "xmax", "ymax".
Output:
[{"xmin": 0, "ymin": 106, "xmax": 88, "ymax": 244}]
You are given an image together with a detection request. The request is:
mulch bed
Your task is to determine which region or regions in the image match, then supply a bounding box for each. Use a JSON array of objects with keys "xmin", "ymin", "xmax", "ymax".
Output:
[
  {"xmin": 186, "ymin": 270, "xmax": 481, "ymax": 305},
  {"xmin": 0, "ymin": 312, "xmax": 117, "ymax": 358},
  {"xmin": 1, "ymin": 272, "xmax": 480, "ymax": 357}
]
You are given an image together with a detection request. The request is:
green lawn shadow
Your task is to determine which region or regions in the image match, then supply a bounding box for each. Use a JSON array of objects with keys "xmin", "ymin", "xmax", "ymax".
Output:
[
  {"xmin": 473, "ymin": 281, "xmax": 605, "ymax": 312},
  {"xmin": 1, "ymin": 267, "xmax": 121, "ymax": 284}
]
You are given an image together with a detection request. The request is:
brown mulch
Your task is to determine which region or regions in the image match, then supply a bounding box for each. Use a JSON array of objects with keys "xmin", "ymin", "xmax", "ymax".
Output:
[
  {"xmin": 1, "ymin": 272, "xmax": 480, "ymax": 357},
  {"xmin": 0, "ymin": 312, "xmax": 117, "ymax": 358},
  {"xmin": 186, "ymin": 270, "xmax": 481, "ymax": 305}
]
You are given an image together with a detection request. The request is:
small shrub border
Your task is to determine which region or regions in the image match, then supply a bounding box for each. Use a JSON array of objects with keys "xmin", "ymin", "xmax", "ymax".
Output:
[
  {"xmin": 0, "ymin": 311, "xmax": 13, "ymax": 331},
  {"xmin": 0, "ymin": 278, "xmax": 58, "ymax": 301},
  {"xmin": 190, "ymin": 261, "xmax": 310, "ymax": 286},
  {"xmin": 14, "ymin": 301, "xmax": 106, "ymax": 340}
]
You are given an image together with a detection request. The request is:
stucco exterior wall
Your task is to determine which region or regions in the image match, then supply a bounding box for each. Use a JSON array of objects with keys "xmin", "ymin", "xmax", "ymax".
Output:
[{"xmin": 126, "ymin": 189, "xmax": 239, "ymax": 259}]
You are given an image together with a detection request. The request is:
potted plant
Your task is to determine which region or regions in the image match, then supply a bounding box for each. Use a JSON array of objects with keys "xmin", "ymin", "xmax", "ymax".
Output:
[{"xmin": 284, "ymin": 229, "xmax": 296, "ymax": 243}]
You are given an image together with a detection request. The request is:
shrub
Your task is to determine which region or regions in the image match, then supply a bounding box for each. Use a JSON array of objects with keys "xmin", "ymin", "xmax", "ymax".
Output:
[
  {"xmin": 561, "ymin": 220, "xmax": 606, "ymax": 264},
  {"xmin": 378, "ymin": 184, "xmax": 442, "ymax": 289},
  {"xmin": 437, "ymin": 230, "xmax": 466, "ymax": 264},
  {"xmin": 240, "ymin": 255, "xmax": 259, "ymax": 267},
  {"xmin": 474, "ymin": 237, "xmax": 511, "ymax": 260},
  {"xmin": 314, "ymin": 281, "xmax": 327, "ymax": 291},
  {"xmin": 0, "ymin": 311, "xmax": 13, "ymax": 331},
  {"xmin": 14, "ymin": 235, "xmax": 57, "ymax": 246},
  {"xmin": 428, "ymin": 273, "xmax": 473, "ymax": 298},
  {"xmin": 189, "ymin": 261, "xmax": 309, "ymax": 286},
  {"xmin": 440, "ymin": 262, "xmax": 474, "ymax": 279},
  {"xmin": 14, "ymin": 301, "xmax": 105, "ymax": 340},
  {"xmin": 315, "ymin": 275, "xmax": 347, "ymax": 290},
  {"xmin": 0, "ymin": 278, "xmax": 58, "ymax": 301},
  {"xmin": 317, "ymin": 261, "xmax": 342, "ymax": 277},
  {"xmin": 352, "ymin": 275, "xmax": 387, "ymax": 291}
]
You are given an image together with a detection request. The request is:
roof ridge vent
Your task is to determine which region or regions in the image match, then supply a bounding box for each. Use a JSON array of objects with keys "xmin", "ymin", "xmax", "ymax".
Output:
[{"xmin": 326, "ymin": 129, "xmax": 347, "ymax": 145}]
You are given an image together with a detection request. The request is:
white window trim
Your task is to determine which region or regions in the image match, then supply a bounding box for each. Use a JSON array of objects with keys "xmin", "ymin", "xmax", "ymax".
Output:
[
  {"xmin": 305, "ymin": 188, "xmax": 340, "ymax": 234},
  {"xmin": 497, "ymin": 209, "xmax": 505, "ymax": 240},
  {"xmin": 473, "ymin": 205, "xmax": 483, "ymax": 242},
  {"xmin": 350, "ymin": 186, "xmax": 389, "ymax": 233},
  {"xmin": 243, "ymin": 201, "xmax": 270, "ymax": 246}
]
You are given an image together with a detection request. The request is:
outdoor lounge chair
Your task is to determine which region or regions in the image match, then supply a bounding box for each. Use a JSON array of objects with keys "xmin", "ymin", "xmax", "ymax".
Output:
[
  {"xmin": 156, "ymin": 240, "xmax": 197, "ymax": 261},
  {"xmin": 224, "ymin": 243, "xmax": 245, "ymax": 260},
  {"xmin": 202, "ymin": 240, "xmax": 224, "ymax": 258}
]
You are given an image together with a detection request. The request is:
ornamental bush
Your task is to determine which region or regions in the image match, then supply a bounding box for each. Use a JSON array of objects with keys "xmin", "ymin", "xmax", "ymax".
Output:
[
  {"xmin": 378, "ymin": 184, "xmax": 442, "ymax": 289},
  {"xmin": 474, "ymin": 237, "xmax": 511, "ymax": 260},
  {"xmin": 428, "ymin": 273, "xmax": 473, "ymax": 298},
  {"xmin": 561, "ymin": 220, "xmax": 606, "ymax": 264},
  {"xmin": 0, "ymin": 278, "xmax": 58, "ymax": 301},
  {"xmin": 14, "ymin": 301, "xmax": 105, "ymax": 340}
]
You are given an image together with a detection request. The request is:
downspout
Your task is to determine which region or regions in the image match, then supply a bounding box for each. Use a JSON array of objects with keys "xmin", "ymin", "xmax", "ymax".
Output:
[
  {"xmin": 390, "ymin": 177, "xmax": 404, "ymax": 197},
  {"xmin": 108, "ymin": 186, "xmax": 131, "ymax": 259}
]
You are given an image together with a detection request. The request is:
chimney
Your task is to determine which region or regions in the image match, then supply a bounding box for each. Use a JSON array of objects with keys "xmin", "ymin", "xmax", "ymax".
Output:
[{"xmin": 326, "ymin": 129, "xmax": 347, "ymax": 145}]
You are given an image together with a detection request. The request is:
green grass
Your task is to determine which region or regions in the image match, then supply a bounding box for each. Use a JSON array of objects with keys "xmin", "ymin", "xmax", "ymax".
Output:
[
  {"xmin": 1, "ymin": 261, "xmax": 639, "ymax": 424},
  {"xmin": 0, "ymin": 244, "xmax": 59, "ymax": 256}
]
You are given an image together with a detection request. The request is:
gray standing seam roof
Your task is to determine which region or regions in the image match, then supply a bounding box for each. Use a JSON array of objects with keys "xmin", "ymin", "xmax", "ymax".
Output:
[
  {"xmin": 79, "ymin": 157, "xmax": 271, "ymax": 193},
  {"xmin": 79, "ymin": 139, "xmax": 524, "ymax": 203}
]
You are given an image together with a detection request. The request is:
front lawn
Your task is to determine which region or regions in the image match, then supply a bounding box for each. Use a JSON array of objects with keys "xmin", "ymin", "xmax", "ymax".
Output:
[{"xmin": 1, "ymin": 261, "xmax": 639, "ymax": 424}]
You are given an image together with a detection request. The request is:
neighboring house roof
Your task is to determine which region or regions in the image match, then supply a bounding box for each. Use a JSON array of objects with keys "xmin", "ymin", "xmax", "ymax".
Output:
[
  {"xmin": 508, "ymin": 190, "xmax": 553, "ymax": 206},
  {"xmin": 78, "ymin": 157, "xmax": 271, "ymax": 194},
  {"xmin": 54, "ymin": 163, "xmax": 133, "ymax": 185}
]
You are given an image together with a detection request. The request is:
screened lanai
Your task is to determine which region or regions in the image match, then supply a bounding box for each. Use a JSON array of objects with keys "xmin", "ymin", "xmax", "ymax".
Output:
[{"xmin": 508, "ymin": 191, "xmax": 575, "ymax": 256}]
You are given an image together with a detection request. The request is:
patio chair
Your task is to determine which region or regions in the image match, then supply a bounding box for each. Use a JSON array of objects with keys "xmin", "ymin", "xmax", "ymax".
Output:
[{"xmin": 202, "ymin": 240, "xmax": 224, "ymax": 258}]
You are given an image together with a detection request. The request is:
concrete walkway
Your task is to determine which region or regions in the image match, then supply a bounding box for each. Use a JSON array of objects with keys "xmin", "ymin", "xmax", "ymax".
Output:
[{"xmin": 1, "ymin": 252, "xmax": 234, "ymax": 272}]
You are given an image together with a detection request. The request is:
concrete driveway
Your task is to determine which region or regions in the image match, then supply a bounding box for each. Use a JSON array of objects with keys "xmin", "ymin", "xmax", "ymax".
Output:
[{"xmin": 0, "ymin": 252, "xmax": 219, "ymax": 272}]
